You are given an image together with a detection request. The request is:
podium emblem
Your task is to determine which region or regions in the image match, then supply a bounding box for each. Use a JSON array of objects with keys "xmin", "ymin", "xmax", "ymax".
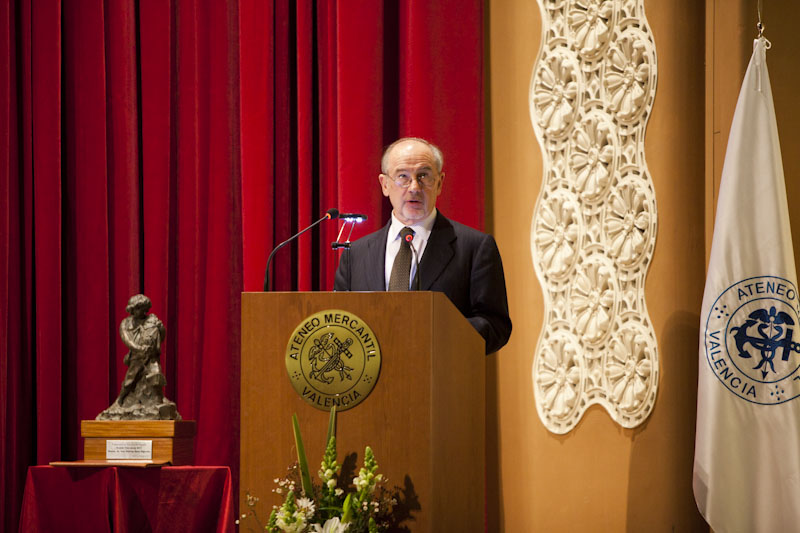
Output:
[{"xmin": 286, "ymin": 309, "xmax": 381, "ymax": 411}]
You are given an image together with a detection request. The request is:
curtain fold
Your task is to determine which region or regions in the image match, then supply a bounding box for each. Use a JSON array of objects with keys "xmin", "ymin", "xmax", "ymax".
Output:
[
  {"xmin": 1, "ymin": 3, "xmax": 31, "ymax": 529},
  {"xmin": 1, "ymin": 1, "xmax": 483, "ymax": 529},
  {"xmin": 28, "ymin": 0, "xmax": 63, "ymax": 466}
]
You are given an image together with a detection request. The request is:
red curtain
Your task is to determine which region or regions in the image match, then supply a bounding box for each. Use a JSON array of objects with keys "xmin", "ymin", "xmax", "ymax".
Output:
[
  {"xmin": 240, "ymin": 0, "xmax": 485, "ymax": 291},
  {"xmin": 1, "ymin": 1, "xmax": 483, "ymax": 530}
]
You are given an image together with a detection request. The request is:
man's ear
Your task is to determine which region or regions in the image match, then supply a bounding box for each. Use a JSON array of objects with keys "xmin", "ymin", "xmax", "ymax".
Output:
[
  {"xmin": 378, "ymin": 174, "xmax": 391, "ymax": 197},
  {"xmin": 436, "ymin": 172, "xmax": 445, "ymax": 196}
]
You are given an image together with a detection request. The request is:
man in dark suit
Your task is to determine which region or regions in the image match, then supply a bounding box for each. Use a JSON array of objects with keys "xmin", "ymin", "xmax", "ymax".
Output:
[{"xmin": 334, "ymin": 137, "xmax": 511, "ymax": 354}]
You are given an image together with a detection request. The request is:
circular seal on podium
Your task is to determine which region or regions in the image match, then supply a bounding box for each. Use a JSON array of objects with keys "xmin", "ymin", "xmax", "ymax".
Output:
[{"xmin": 285, "ymin": 309, "xmax": 381, "ymax": 411}]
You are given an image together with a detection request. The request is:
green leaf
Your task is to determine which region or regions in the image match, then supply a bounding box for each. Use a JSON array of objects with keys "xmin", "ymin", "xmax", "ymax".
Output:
[
  {"xmin": 326, "ymin": 405, "xmax": 337, "ymax": 449},
  {"xmin": 292, "ymin": 413, "xmax": 314, "ymax": 497},
  {"xmin": 341, "ymin": 492, "xmax": 353, "ymax": 523}
]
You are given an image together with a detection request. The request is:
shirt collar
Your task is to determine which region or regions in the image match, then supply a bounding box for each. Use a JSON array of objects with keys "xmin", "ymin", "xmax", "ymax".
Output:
[{"xmin": 389, "ymin": 208, "xmax": 437, "ymax": 241}]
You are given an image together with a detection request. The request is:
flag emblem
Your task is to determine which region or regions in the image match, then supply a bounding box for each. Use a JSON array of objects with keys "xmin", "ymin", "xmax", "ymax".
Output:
[{"xmin": 704, "ymin": 276, "xmax": 800, "ymax": 405}]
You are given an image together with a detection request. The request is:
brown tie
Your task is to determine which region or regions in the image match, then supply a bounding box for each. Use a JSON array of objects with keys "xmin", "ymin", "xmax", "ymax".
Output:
[{"xmin": 388, "ymin": 227, "xmax": 415, "ymax": 291}]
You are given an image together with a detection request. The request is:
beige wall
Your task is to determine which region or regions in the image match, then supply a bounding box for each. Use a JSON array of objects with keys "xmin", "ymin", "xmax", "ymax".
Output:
[
  {"xmin": 486, "ymin": 0, "xmax": 800, "ymax": 530},
  {"xmin": 707, "ymin": 0, "xmax": 800, "ymax": 254}
]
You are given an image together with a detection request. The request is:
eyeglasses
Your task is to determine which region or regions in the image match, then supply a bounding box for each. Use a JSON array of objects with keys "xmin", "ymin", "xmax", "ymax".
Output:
[{"xmin": 391, "ymin": 174, "xmax": 438, "ymax": 189}]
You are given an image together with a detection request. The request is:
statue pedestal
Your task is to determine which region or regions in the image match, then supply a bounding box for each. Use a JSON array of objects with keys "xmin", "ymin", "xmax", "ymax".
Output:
[{"xmin": 76, "ymin": 420, "xmax": 196, "ymax": 466}]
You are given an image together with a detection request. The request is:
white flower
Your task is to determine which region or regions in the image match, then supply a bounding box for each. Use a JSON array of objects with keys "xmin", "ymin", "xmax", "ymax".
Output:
[
  {"xmin": 570, "ymin": 262, "xmax": 615, "ymax": 343},
  {"xmin": 533, "ymin": 55, "xmax": 579, "ymax": 138},
  {"xmin": 295, "ymin": 497, "xmax": 316, "ymax": 518},
  {"xmin": 311, "ymin": 517, "xmax": 350, "ymax": 533},
  {"xmin": 568, "ymin": 0, "xmax": 614, "ymax": 57},
  {"xmin": 606, "ymin": 329, "xmax": 652, "ymax": 411},
  {"xmin": 334, "ymin": 488, "xmax": 344, "ymax": 497},
  {"xmin": 276, "ymin": 513, "xmax": 306, "ymax": 533},
  {"xmin": 570, "ymin": 116, "xmax": 615, "ymax": 202},
  {"xmin": 535, "ymin": 196, "xmax": 580, "ymax": 279},
  {"xmin": 537, "ymin": 337, "xmax": 581, "ymax": 418},
  {"xmin": 604, "ymin": 35, "xmax": 651, "ymax": 121},
  {"xmin": 327, "ymin": 478, "xmax": 337, "ymax": 489},
  {"xmin": 604, "ymin": 183, "xmax": 650, "ymax": 266}
]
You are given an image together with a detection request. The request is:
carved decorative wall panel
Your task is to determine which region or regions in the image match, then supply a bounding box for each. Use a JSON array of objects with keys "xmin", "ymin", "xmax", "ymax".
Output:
[{"xmin": 530, "ymin": 0, "xmax": 659, "ymax": 433}]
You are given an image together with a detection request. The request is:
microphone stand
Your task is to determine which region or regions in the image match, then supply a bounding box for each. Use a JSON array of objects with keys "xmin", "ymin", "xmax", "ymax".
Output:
[{"xmin": 263, "ymin": 208, "xmax": 339, "ymax": 291}]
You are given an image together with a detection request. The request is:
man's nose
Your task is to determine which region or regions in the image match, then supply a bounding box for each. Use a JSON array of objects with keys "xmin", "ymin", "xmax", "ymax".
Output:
[{"xmin": 407, "ymin": 177, "xmax": 422, "ymax": 191}]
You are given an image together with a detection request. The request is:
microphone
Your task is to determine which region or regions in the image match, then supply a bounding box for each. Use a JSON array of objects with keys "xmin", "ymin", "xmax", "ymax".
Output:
[{"xmin": 263, "ymin": 208, "xmax": 339, "ymax": 291}]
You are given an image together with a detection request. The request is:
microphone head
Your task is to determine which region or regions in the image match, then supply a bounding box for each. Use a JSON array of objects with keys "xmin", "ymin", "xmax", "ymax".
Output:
[{"xmin": 326, "ymin": 208, "xmax": 340, "ymax": 219}]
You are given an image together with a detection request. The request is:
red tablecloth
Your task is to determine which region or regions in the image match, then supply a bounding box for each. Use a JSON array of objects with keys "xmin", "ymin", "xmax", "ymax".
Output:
[{"xmin": 19, "ymin": 465, "xmax": 234, "ymax": 533}]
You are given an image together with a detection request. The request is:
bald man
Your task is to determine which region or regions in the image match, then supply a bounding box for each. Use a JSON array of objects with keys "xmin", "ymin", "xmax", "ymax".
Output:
[{"xmin": 334, "ymin": 137, "xmax": 511, "ymax": 354}]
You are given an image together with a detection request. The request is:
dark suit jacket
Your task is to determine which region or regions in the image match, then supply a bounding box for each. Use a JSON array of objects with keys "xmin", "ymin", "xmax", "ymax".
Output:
[{"xmin": 334, "ymin": 213, "xmax": 512, "ymax": 354}]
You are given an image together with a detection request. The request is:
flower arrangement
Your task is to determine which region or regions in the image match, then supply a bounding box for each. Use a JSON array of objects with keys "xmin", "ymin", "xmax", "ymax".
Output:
[{"xmin": 238, "ymin": 407, "xmax": 402, "ymax": 533}]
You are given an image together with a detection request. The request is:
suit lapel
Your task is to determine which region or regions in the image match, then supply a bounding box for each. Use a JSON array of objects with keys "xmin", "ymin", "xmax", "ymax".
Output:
[
  {"xmin": 365, "ymin": 222, "xmax": 390, "ymax": 291},
  {"xmin": 418, "ymin": 214, "xmax": 455, "ymax": 290}
]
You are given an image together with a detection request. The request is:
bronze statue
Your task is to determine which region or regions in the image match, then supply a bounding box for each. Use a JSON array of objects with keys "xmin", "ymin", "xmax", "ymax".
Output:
[{"xmin": 97, "ymin": 294, "xmax": 181, "ymax": 420}]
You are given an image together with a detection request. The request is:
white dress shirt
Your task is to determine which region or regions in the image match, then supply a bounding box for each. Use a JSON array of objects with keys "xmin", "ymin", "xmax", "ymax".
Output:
[{"xmin": 384, "ymin": 209, "xmax": 437, "ymax": 290}]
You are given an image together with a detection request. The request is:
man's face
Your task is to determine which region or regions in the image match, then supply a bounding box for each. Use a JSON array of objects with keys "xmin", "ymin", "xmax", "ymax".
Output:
[{"xmin": 378, "ymin": 141, "xmax": 444, "ymax": 226}]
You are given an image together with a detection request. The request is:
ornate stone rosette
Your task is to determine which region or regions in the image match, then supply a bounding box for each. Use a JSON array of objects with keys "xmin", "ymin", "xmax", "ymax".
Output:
[{"xmin": 530, "ymin": 0, "xmax": 658, "ymax": 433}]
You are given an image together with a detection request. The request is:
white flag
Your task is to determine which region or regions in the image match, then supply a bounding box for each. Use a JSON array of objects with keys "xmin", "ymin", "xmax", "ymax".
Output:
[{"xmin": 694, "ymin": 37, "xmax": 800, "ymax": 532}]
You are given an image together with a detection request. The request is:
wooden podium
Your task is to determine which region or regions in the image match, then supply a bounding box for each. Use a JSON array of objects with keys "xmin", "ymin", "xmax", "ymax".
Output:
[{"xmin": 241, "ymin": 291, "xmax": 485, "ymax": 531}]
